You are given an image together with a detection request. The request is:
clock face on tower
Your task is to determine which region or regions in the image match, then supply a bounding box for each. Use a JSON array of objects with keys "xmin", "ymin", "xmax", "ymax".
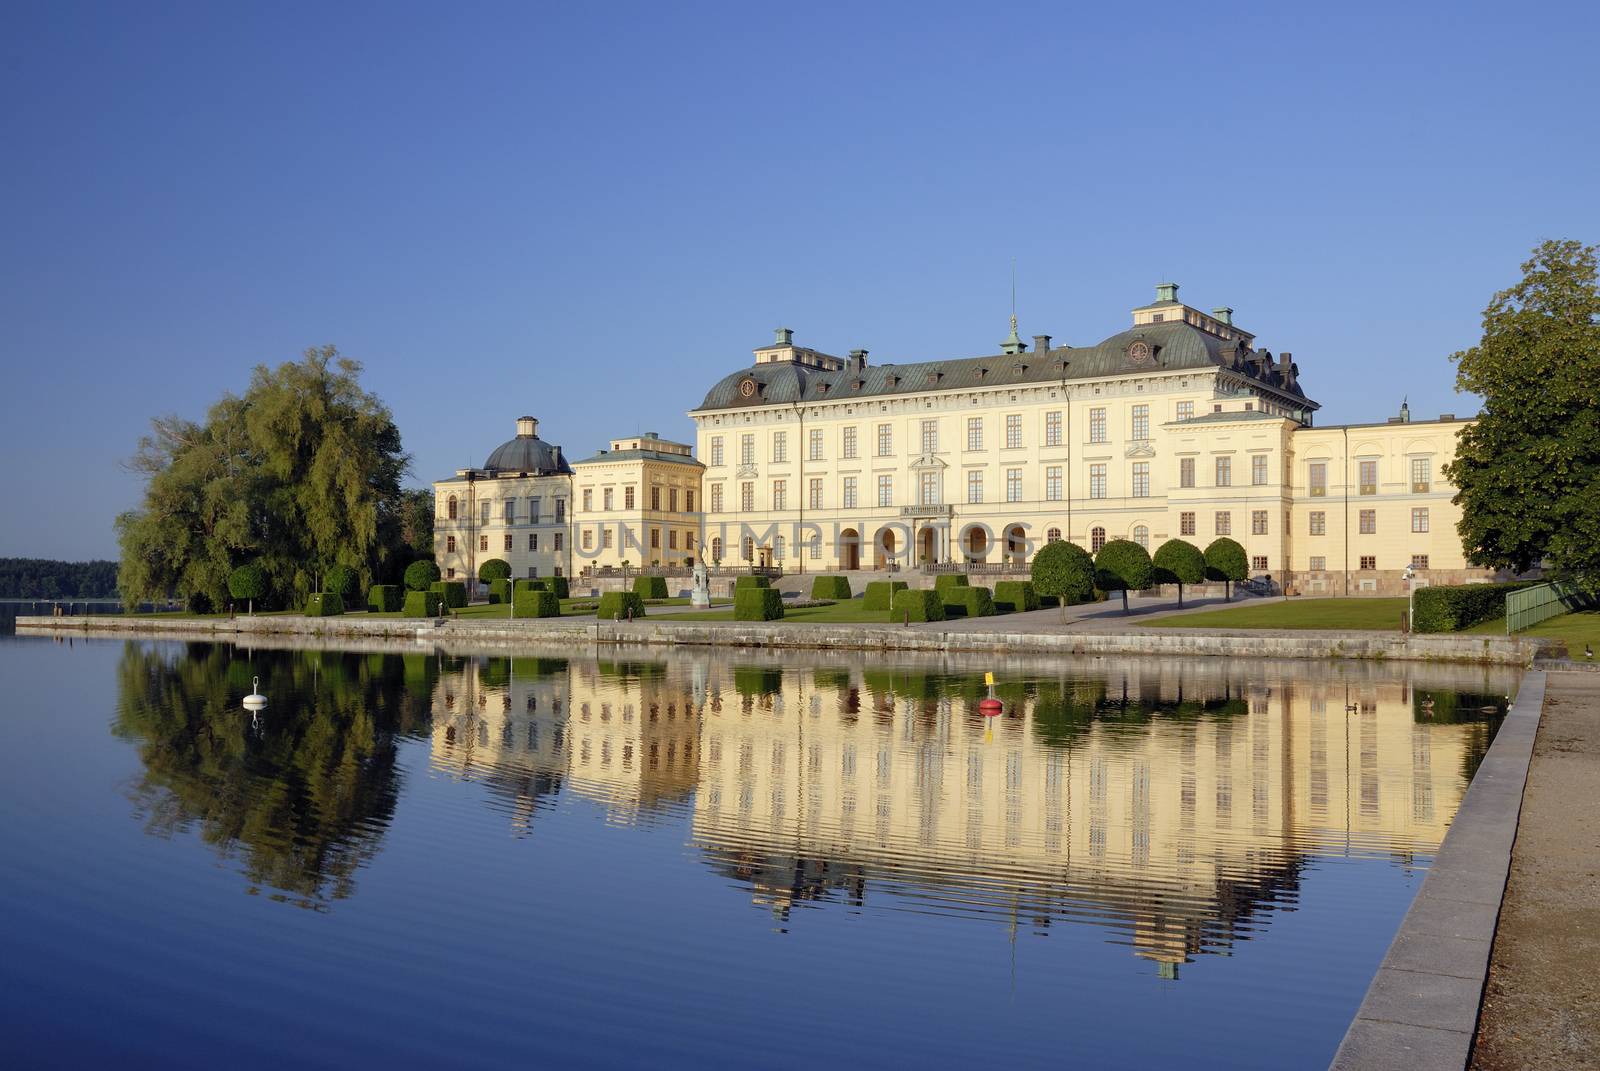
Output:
[
  {"xmin": 1127, "ymin": 341, "xmax": 1152, "ymax": 365},
  {"xmin": 739, "ymin": 378, "xmax": 757, "ymax": 398}
]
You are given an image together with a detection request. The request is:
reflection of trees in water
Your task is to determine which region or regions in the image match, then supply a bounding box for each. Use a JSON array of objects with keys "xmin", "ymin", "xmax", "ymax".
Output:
[{"xmin": 113, "ymin": 642, "xmax": 434, "ymax": 908}]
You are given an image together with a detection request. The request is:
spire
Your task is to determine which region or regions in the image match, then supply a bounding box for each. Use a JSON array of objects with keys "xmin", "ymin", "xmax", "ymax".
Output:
[{"xmin": 1001, "ymin": 259, "xmax": 1026, "ymax": 354}]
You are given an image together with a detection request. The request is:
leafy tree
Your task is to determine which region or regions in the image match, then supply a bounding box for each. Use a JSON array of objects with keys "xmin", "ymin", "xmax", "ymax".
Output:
[
  {"xmin": 404, "ymin": 559, "xmax": 441, "ymax": 592},
  {"xmin": 116, "ymin": 347, "xmax": 409, "ymax": 609},
  {"xmin": 324, "ymin": 564, "xmax": 359, "ymax": 598},
  {"xmin": 479, "ymin": 558, "xmax": 511, "ymax": 582},
  {"xmin": 228, "ymin": 562, "xmax": 268, "ymax": 614},
  {"xmin": 1031, "ymin": 540, "xmax": 1095, "ymax": 619},
  {"xmin": 396, "ymin": 488, "xmax": 435, "ymax": 559},
  {"xmin": 1447, "ymin": 239, "xmax": 1600, "ymax": 589},
  {"xmin": 1204, "ymin": 537, "xmax": 1249, "ymax": 601},
  {"xmin": 0, "ymin": 559, "xmax": 119, "ymax": 598},
  {"xmin": 1094, "ymin": 539, "xmax": 1153, "ymax": 614},
  {"xmin": 1152, "ymin": 539, "xmax": 1206, "ymax": 607}
]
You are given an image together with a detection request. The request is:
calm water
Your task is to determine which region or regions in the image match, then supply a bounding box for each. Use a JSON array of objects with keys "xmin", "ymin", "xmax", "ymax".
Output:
[{"xmin": 0, "ymin": 634, "xmax": 1515, "ymax": 1069}]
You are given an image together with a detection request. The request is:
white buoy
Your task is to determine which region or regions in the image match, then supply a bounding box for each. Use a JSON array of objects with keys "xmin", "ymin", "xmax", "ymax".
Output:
[{"xmin": 244, "ymin": 676, "xmax": 268, "ymax": 709}]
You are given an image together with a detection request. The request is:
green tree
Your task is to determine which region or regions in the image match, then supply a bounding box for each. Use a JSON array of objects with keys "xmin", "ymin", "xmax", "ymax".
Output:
[
  {"xmin": 324, "ymin": 563, "xmax": 359, "ymax": 598},
  {"xmin": 479, "ymin": 558, "xmax": 511, "ymax": 582},
  {"xmin": 1204, "ymin": 537, "xmax": 1249, "ymax": 601},
  {"xmin": 1446, "ymin": 239, "xmax": 1600, "ymax": 588},
  {"xmin": 1152, "ymin": 538, "xmax": 1206, "ymax": 607},
  {"xmin": 396, "ymin": 488, "xmax": 435, "ymax": 559},
  {"xmin": 403, "ymin": 559, "xmax": 440, "ymax": 592},
  {"xmin": 1094, "ymin": 539, "xmax": 1153, "ymax": 614},
  {"xmin": 117, "ymin": 347, "xmax": 409, "ymax": 609},
  {"xmin": 1031, "ymin": 540, "xmax": 1095, "ymax": 619},
  {"xmin": 228, "ymin": 562, "xmax": 268, "ymax": 614}
]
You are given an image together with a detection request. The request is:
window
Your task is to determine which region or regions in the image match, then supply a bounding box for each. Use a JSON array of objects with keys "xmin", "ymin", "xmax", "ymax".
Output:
[
  {"xmin": 1310, "ymin": 511, "xmax": 1326, "ymax": 535},
  {"xmin": 1360, "ymin": 509, "xmax": 1376, "ymax": 534},
  {"xmin": 1252, "ymin": 510, "xmax": 1268, "ymax": 535},
  {"xmin": 1089, "ymin": 463, "xmax": 1106, "ymax": 499},
  {"xmin": 1133, "ymin": 525, "xmax": 1149, "ymax": 549},
  {"xmin": 553, "ymin": 532, "xmax": 562, "ymax": 551},
  {"xmin": 1045, "ymin": 411, "xmax": 1062, "ymax": 446},
  {"xmin": 554, "ymin": 498, "xmax": 565, "ymax": 521},
  {"xmin": 1180, "ymin": 511, "xmax": 1196, "ymax": 536},
  {"xmin": 809, "ymin": 428, "xmax": 823, "ymax": 460},
  {"xmin": 774, "ymin": 535, "xmax": 785, "ymax": 560},
  {"xmin": 1411, "ymin": 457, "xmax": 1430, "ymax": 493},
  {"xmin": 966, "ymin": 417, "xmax": 983, "ymax": 451},
  {"xmin": 603, "ymin": 488, "xmax": 613, "ymax": 511},
  {"xmin": 1309, "ymin": 461, "xmax": 1327, "ymax": 497},
  {"xmin": 1359, "ymin": 555, "xmax": 1376, "ymax": 570},
  {"xmin": 1252, "ymin": 455, "xmax": 1268, "ymax": 486},
  {"xmin": 1179, "ymin": 457, "xmax": 1195, "ymax": 488},
  {"xmin": 919, "ymin": 471, "xmax": 940, "ymax": 505},
  {"xmin": 447, "ymin": 495, "xmax": 458, "ymax": 520},
  {"xmin": 478, "ymin": 535, "xmax": 488, "ymax": 552},
  {"xmin": 877, "ymin": 423, "xmax": 893, "ymax": 456},
  {"xmin": 1089, "ymin": 407, "xmax": 1107, "ymax": 443},
  {"xmin": 710, "ymin": 436, "xmax": 724, "ymax": 466},
  {"xmin": 685, "ymin": 532, "xmax": 694, "ymax": 551},
  {"xmin": 686, "ymin": 490, "xmax": 695, "ymax": 512},
  {"xmin": 481, "ymin": 501, "xmax": 491, "ymax": 525},
  {"xmin": 710, "ymin": 484, "xmax": 723, "ymax": 513},
  {"xmin": 1131, "ymin": 404, "xmax": 1149, "ymax": 441},
  {"xmin": 1132, "ymin": 462, "xmax": 1149, "ymax": 498},
  {"xmin": 1412, "ymin": 507, "xmax": 1429, "ymax": 533},
  {"xmin": 842, "ymin": 476, "xmax": 858, "ymax": 508},
  {"xmin": 740, "ymin": 434, "xmax": 755, "ymax": 465},
  {"xmin": 1411, "ymin": 554, "xmax": 1430, "ymax": 569},
  {"xmin": 771, "ymin": 480, "xmax": 786, "ymax": 511},
  {"xmin": 742, "ymin": 537, "xmax": 753, "ymax": 561},
  {"xmin": 1251, "ymin": 555, "xmax": 1268, "ymax": 571},
  {"xmin": 1215, "ymin": 456, "xmax": 1232, "ymax": 487},
  {"xmin": 527, "ymin": 566, "xmax": 538, "ymax": 579},
  {"xmin": 1176, "ymin": 400, "xmax": 1194, "ymax": 422},
  {"xmin": 582, "ymin": 489, "xmax": 593, "ymax": 512},
  {"xmin": 669, "ymin": 488, "xmax": 678, "ymax": 512},
  {"xmin": 650, "ymin": 528, "xmax": 660, "ymax": 549},
  {"xmin": 712, "ymin": 537, "xmax": 723, "ymax": 561},
  {"xmin": 809, "ymin": 536, "xmax": 820, "ymax": 559},
  {"xmin": 1046, "ymin": 466, "xmax": 1062, "ymax": 501},
  {"xmin": 920, "ymin": 419, "xmax": 938, "ymax": 454},
  {"xmin": 1310, "ymin": 556, "xmax": 1326, "ymax": 571},
  {"xmin": 624, "ymin": 486, "xmax": 635, "ymax": 510},
  {"xmin": 1006, "ymin": 413, "xmax": 1022, "ymax": 449},
  {"xmin": 446, "ymin": 567, "xmax": 455, "ymax": 579},
  {"xmin": 1006, "ymin": 468, "xmax": 1022, "ymax": 503},
  {"xmin": 1046, "ymin": 528, "xmax": 1062, "ymax": 543},
  {"xmin": 1090, "ymin": 527, "xmax": 1106, "ymax": 553},
  {"xmin": 504, "ymin": 499, "xmax": 516, "ymax": 524},
  {"xmin": 504, "ymin": 533, "xmax": 513, "ymax": 551},
  {"xmin": 446, "ymin": 535, "xmax": 457, "ymax": 553},
  {"xmin": 1215, "ymin": 511, "xmax": 1232, "ymax": 536},
  {"xmin": 809, "ymin": 478, "xmax": 823, "ymax": 509},
  {"xmin": 529, "ymin": 497, "xmax": 540, "ymax": 523},
  {"xmin": 842, "ymin": 426, "xmax": 857, "ymax": 459},
  {"xmin": 668, "ymin": 530, "xmax": 678, "ymax": 550},
  {"xmin": 772, "ymin": 432, "xmax": 787, "ymax": 464},
  {"xmin": 740, "ymin": 482, "xmax": 754, "ymax": 512},
  {"xmin": 967, "ymin": 470, "xmax": 983, "ymax": 503},
  {"xmin": 877, "ymin": 474, "xmax": 893, "ymax": 507},
  {"xmin": 528, "ymin": 533, "xmax": 537, "ymax": 551},
  {"xmin": 602, "ymin": 528, "xmax": 613, "ymax": 549},
  {"xmin": 1359, "ymin": 459, "xmax": 1377, "ymax": 496}
]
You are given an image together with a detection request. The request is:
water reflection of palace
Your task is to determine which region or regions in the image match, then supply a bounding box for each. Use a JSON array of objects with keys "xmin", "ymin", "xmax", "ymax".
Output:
[{"xmin": 426, "ymin": 651, "xmax": 1510, "ymax": 972}]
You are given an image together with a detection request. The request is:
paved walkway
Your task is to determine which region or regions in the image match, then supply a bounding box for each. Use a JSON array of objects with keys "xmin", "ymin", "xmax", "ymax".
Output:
[
  {"xmin": 1471, "ymin": 671, "xmax": 1600, "ymax": 1070},
  {"xmin": 918, "ymin": 589, "xmax": 1269, "ymax": 632}
]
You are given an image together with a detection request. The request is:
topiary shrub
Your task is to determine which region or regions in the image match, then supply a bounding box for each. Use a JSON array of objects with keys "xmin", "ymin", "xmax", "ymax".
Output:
[
  {"xmin": 478, "ymin": 558, "xmax": 511, "ymax": 582},
  {"xmin": 430, "ymin": 580, "xmax": 467, "ymax": 608},
  {"xmin": 863, "ymin": 580, "xmax": 908, "ymax": 610},
  {"xmin": 1032, "ymin": 541, "xmax": 1095, "ymax": 616},
  {"xmin": 514, "ymin": 588, "xmax": 561, "ymax": 618},
  {"xmin": 228, "ymin": 562, "xmax": 268, "ymax": 613},
  {"xmin": 993, "ymin": 580, "xmax": 1038, "ymax": 613},
  {"xmin": 954, "ymin": 585, "xmax": 996, "ymax": 617},
  {"xmin": 633, "ymin": 575, "xmax": 669, "ymax": 599},
  {"xmin": 892, "ymin": 588, "xmax": 945, "ymax": 622},
  {"xmin": 514, "ymin": 578, "xmax": 547, "ymax": 594},
  {"xmin": 1095, "ymin": 539, "xmax": 1154, "ymax": 614},
  {"xmin": 734, "ymin": 586, "xmax": 785, "ymax": 620},
  {"xmin": 1204, "ymin": 538, "xmax": 1249, "ymax": 601},
  {"xmin": 367, "ymin": 584, "xmax": 402, "ymax": 612},
  {"xmin": 734, "ymin": 575, "xmax": 771, "ymax": 591},
  {"xmin": 933, "ymin": 573, "xmax": 970, "ymax": 596},
  {"xmin": 597, "ymin": 591, "xmax": 646, "ymax": 620},
  {"xmin": 403, "ymin": 590, "xmax": 441, "ymax": 618},
  {"xmin": 810, "ymin": 575, "xmax": 852, "ymax": 600},
  {"xmin": 404, "ymin": 559, "xmax": 441, "ymax": 592},
  {"xmin": 545, "ymin": 575, "xmax": 570, "ymax": 600},
  {"xmin": 304, "ymin": 592, "xmax": 344, "ymax": 616},
  {"xmin": 1412, "ymin": 580, "xmax": 1540, "ymax": 633},
  {"xmin": 324, "ymin": 564, "xmax": 359, "ymax": 599},
  {"xmin": 1152, "ymin": 538, "xmax": 1207, "ymax": 607}
]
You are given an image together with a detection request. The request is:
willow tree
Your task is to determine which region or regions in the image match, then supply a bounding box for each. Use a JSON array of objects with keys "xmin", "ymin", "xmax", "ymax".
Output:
[{"xmin": 117, "ymin": 347, "xmax": 409, "ymax": 609}]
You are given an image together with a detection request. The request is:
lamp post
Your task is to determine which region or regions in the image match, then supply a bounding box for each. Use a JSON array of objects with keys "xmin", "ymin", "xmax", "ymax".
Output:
[{"xmin": 1402, "ymin": 564, "xmax": 1415, "ymax": 633}]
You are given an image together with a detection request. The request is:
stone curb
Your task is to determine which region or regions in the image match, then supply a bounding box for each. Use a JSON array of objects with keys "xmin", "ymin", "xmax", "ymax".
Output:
[{"xmin": 1328, "ymin": 670, "xmax": 1546, "ymax": 1071}]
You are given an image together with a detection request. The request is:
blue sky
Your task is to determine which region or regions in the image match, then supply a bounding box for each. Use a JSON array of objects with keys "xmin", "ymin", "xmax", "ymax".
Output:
[{"xmin": 2, "ymin": 1, "xmax": 1595, "ymax": 559}]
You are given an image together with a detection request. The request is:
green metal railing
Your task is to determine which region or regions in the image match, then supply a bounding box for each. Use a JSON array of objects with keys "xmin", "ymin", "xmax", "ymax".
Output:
[{"xmin": 1505, "ymin": 581, "xmax": 1595, "ymax": 634}]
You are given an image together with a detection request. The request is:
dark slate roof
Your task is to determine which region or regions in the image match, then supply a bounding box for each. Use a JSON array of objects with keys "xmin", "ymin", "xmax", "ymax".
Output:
[
  {"xmin": 692, "ymin": 320, "xmax": 1314, "ymax": 413},
  {"xmin": 570, "ymin": 449, "xmax": 705, "ymax": 467},
  {"xmin": 483, "ymin": 434, "xmax": 573, "ymax": 475}
]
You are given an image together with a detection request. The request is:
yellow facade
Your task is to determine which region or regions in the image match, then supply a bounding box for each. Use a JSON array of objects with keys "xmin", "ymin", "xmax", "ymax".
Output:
[{"xmin": 571, "ymin": 433, "xmax": 703, "ymax": 571}]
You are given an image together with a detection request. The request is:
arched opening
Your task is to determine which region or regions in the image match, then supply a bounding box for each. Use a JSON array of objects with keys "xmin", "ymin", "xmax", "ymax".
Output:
[
  {"xmin": 1005, "ymin": 525, "xmax": 1027, "ymax": 567},
  {"xmin": 962, "ymin": 525, "xmax": 988, "ymax": 561},
  {"xmin": 874, "ymin": 527, "xmax": 898, "ymax": 570},
  {"xmin": 1090, "ymin": 527, "xmax": 1107, "ymax": 553},
  {"xmin": 447, "ymin": 495, "xmax": 458, "ymax": 521},
  {"xmin": 1132, "ymin": 524, "xmax": 1149, "ymax": 549},
  {"xmin": 918, "ymin": 526, "xmax": 937, "ymax": 565},
  {"xmin": 839, "ymin": 528, "xmax": 860, "ymax": 571}
]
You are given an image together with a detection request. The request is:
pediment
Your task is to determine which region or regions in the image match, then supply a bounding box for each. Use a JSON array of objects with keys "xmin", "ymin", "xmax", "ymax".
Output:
[{"xmin": 909, "ymin": 453, "xmax": 948, "ymax": 470}]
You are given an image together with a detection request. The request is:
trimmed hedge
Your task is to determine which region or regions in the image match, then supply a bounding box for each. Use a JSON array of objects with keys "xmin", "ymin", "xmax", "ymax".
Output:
[
  {"xmin": 597, "ymin": 591, "xmax": 646, "ymax": 620},
  {"xmin": 993, "ymin": 580, "xmax": 1038, "ymax": 613},
  {"xmin": 633, "ymin": 575, "xmax": 669, "ymax": 599},
  {"xmin": 304, "ymin": 592, "xmax": 344, "ymax": 616},
  {"xmin": 431, "ymin": 580, "xmax": 467, "ymax": 608},
  {"xmin": 403, "ymin": 590, "xmax": 441, "ymax": 618},
  {"xmin": 892, "ymin": 588, "xmax": 945, "ymax": 622},
  {"xmin": 734, "ymin": 586, "xmax": 785, "ymax": 621},
  {"xmin": 933, "ymin": 573, "xmax": 970, "ymax": 595},
  {"xmin": 1413, "ymin": 581, "xmax": 1538, "ymax": 633},
  {"xmin": 367, "ymin": 584, "xmax": 402, "ymax": 612},
  {"xmin": 951, "ymin": 585, "xmax": 996, "ymax": 618},
  {"xmin": 514, "ymin": 589, "xmax": 561, "ymax": 618},
  {"xmin": 863, "ymin": 580, "xmax": 908, "ymax": 610},
  {"xmin": 404, "ymin": 559, "xmax": 440, "ymax": 592},
  {"xmin": 734, "ymin": 575, "xmax": 771, "ymax": 591},
  {"xmin": 488, "ymin": 578, "xmax": 512, "ymax": 604},
  {"xmin": 544, "ymin": 575, "xmax": 570, "ymax": 600},
  {"xmin": 811, "ymin": 575, "xmax": 852, "ymax": 600}
]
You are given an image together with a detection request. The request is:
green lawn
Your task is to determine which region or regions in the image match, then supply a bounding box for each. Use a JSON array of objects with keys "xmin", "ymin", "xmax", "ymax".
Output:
[
  {"xmin": 1467, "ymin": 609, "xmax": 1600, "ymax": 655},
  {"xmin": 1147, "ymin": 597, "xmax": 1409, "ymax": 631}
]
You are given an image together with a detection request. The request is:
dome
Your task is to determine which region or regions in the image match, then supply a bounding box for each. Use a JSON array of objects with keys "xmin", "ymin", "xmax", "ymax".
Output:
[{"xmin": 483, "ymin": 416, "xmax": 573, "ymax": 475}]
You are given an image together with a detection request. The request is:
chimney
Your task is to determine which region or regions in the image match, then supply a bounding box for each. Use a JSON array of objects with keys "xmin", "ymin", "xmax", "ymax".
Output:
[
  {"xmin": 848, "ymin": 348, "xmax": 868, "ymax": 372},
  {"xmin": 516, "ymin": 416, "xmax": 538, "ymax": 438},
  {"xmin": 1155, "ymin": 282, "xmax": 1180, "ymax": 304},
  {"xmin": 1212, "ymin": 306, "xmax": 1233, "ymax": 325},
  {"xmin": 774, "ymin": 327, "xmax": 794, "ymax": 346},
  {"xmin": 1033, "ymin": 334, "xmax": 1052, "ymax": 353}
]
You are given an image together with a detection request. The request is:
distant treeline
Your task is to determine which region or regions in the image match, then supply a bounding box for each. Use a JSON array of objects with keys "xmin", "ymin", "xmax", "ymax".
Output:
[{"xmin": 0, "ymin": 559, "xmax": 120, "ymax": 598}]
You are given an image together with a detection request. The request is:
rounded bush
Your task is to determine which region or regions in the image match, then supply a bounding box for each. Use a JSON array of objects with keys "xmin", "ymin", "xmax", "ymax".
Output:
[
  {"xmin": 228, "ymin": 563, "xmax": 268, "ymax": 605},
  {"xmin": 404, "ymin": 559, "xmax": 441, "ymax": 592},
  {"xmin": 633, "ymin": 575, "xmax": 669, "ymax": 599},
  {"xmin": 810, "ymin": 575, "xmax": 852, "ymax": 600},
  {"xmin": 1094, "ymin": 540, "xmax": 1154, "ymax": 613},
  {"xmin": 1204, "ymin": 537, "xmax": 1249, "ymax": 600},
  {"xmin": 863, "ymin": 580, "xmax": 908, "ymax": 611},
  {"xmin": 1031, "ymin": 541, "xmax": 1095, "ymax": 606},
  {"xmin": 478, "ymin": 558, "xmax": 511, "ymax": 582},
  {"xmin": 324, "ymin": 564, "xmax": 359, "ymax": 598},
  {"xmin": 1153, "ymin": 538, "xmax": 1206, "ymax": 605}
]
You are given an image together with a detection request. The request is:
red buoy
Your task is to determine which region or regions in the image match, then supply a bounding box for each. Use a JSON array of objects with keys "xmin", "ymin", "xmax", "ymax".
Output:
[{"xmin": 979, "ymin": 697, "xmax": 1003, "ymax": 717}]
